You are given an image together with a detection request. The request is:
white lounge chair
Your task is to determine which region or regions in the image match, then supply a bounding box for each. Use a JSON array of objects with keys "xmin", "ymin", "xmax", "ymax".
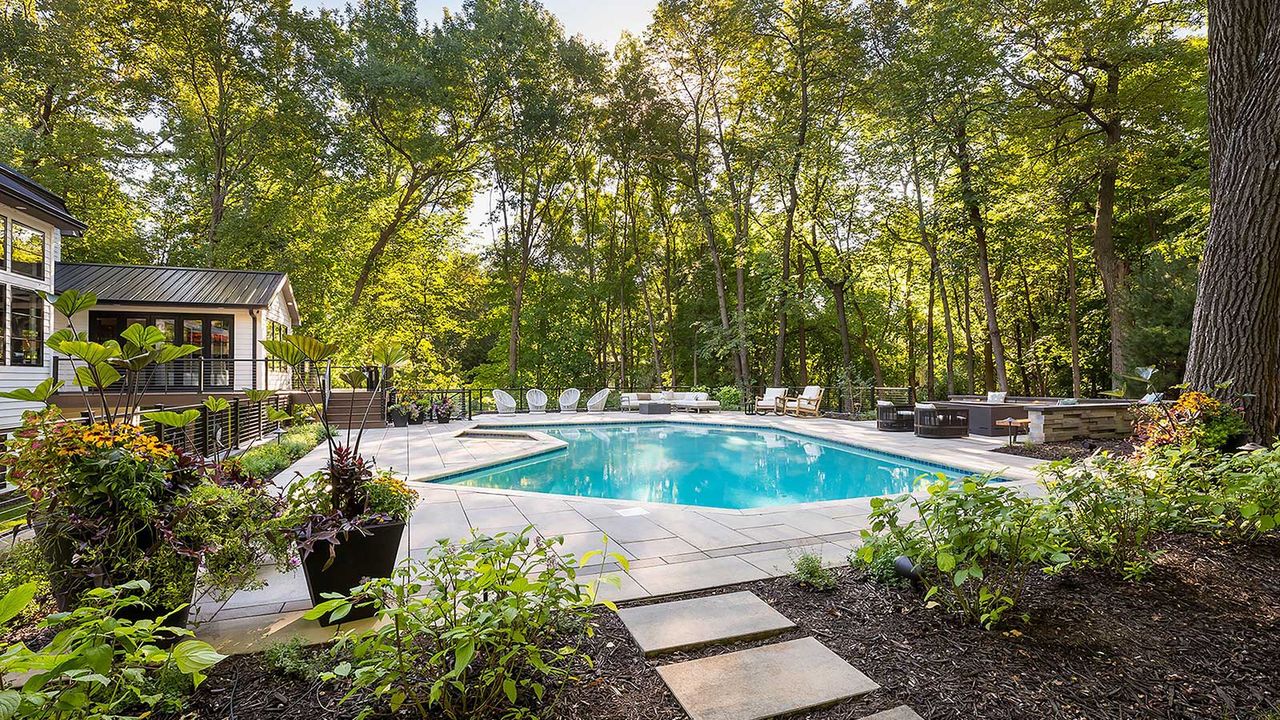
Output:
[
  {"xmin": 559, "ymin": 388, "xmax": 581, "ymax": 413},
  {"xmin": 754, "ymin": 387, "xmax": 788, "ymax": 415},
  {"xmin": 526, "ymin": 388, "xmax": 547, "ymax": 414},
  {"xmin": 493, "ymin": 389, "xmax": 517, "ymax": 415},
  {"xmin": 784, "ymin": 385, "xmax": 824, "ymax": 417},
  {"xmin": 586, "ymin": 388, "xmax": 610, "ymax": 412}
]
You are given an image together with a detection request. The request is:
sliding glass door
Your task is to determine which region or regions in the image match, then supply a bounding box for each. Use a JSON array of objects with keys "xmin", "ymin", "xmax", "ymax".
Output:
[{"xmin": 89, "ymin": 312, "xmax": 236, "ymax": 390}]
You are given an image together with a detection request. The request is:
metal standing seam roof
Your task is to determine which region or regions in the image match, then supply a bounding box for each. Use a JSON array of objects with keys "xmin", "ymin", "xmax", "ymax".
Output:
[
  {"xmin": 0, "ymin": 163, "xmax": 87, "ymax": 235},
  {"xmin": 54, "ymin": 262, "xmax": 292, "ymax": 312}
]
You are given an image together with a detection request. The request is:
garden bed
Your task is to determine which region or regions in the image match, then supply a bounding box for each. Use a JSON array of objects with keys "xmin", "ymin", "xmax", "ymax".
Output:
[
  {"xmin": 178, "ymin": 532, "xmax": 1280, "ymax": 720},
  {"xmin": 994, "ymin": 437, "xmax": 1136, "ymax": 461}
]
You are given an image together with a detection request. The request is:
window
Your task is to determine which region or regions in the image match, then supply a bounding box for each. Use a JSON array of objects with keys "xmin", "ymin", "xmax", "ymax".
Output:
[
  {"xmin": 88, "ymin": 311, "xmax": 236, "ymax": 389},
  {"xmin": 266, "ymin": 320, "xmax": 289, "ymax": 372},
  {"xmin": 10, "ymin": 289, "xmax": 42, "ymax": 366},
  {"xmin": 10, "ymin": 222, "xmax": 44, "ymax": 279}
]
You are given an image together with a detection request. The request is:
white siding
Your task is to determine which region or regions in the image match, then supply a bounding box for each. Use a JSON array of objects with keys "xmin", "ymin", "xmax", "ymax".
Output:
[{"xmin": 0, "ymin": 204, "xmax": 58, "ymax": 429}]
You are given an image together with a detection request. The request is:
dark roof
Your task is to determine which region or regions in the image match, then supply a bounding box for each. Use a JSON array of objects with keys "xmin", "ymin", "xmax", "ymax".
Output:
[
  {"xmin": 55, "ymin": 263, "xmax": 298, "ymax": 322},
  {"xmin": 0, "ymin": 163, "xmax": 87, "ymax": 235}
]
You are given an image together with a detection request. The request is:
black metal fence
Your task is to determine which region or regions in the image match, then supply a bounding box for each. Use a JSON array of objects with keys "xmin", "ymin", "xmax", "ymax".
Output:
[{"xmin": 387, "ymin": 385, "xmax": 919, "ymax": 420}]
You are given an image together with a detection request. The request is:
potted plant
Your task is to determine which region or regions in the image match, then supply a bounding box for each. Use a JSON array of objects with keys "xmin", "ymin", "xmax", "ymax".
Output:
[
  {"xmin": 432, "ymin": 398, "xmax": 454, "ymax": 424},
  {"xmin": 284, "ymin": 465, "xmax": 417, "ymax": 625},
  {"xmin": 0, "ymin": 291, "xmax": 292, "ymax": 619},
  {"xmin": 260, "ymin": 335, "xmax": 413, "ymax": 621},
  {"xmin": 387, "ymin": 401, "xmax": 410, "ymax": 427}
]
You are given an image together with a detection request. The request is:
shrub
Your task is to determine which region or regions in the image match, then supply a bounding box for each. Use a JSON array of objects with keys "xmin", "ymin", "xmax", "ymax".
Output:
[
  {"xmin": 714, "ymin": 385, "xmax": 743, "ymax": 409},
  {"xmin": 1042, "ymin": 452, "xmax": 1171, "ymax": 579},
  {"xmin": 0, "ymin": 580, "xmax": 225, "ymax": 719},
  {"xmin": 309, "ymin": 530, "xmax": 602, "ymax": 720},
  {"xmin": 236, "ymin": 443, "xmax": 293, "ymax": 479},
  {"xmin": 854, "ymin": 475, "xmax": 1068, "ymax": 628},
  {"xmin": 264, "ymin": 638, "xmax": 323, "ymax": 681},
  {"xmin": 1163, "ymin": 444, "xmax": 1280, "ymax": 540},
  {"xmin": 791, "ymin": 552, "xmax": 836, "ymax": 590},
  {"xmin": 1134, "ymin": 390, "xmax": 1248, "ymax": 452}
]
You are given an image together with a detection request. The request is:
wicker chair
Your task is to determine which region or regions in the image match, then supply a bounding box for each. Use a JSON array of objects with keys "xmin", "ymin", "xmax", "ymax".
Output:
[
  {"xmin": 876, "ymin": 400, "xmax": 915, "ymax": 432},
  {"xmin": 914, "ymin": 403, "xmax": 969, "ymax": 439}
]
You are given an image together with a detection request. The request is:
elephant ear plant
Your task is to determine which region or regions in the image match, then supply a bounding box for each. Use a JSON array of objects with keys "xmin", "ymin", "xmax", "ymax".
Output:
[
  {"xmin": 261, "ymin": 335, "xmax": 417, "ymax": 622},
  {"xmin": 0, "ymin": 290, "xmax": 293, "ymax": 620}
]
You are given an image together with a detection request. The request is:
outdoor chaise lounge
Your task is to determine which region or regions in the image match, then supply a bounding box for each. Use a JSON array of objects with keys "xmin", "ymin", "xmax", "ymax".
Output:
[
  {"xmin": 877, "ymin": 400, "xmax": 915, "ymax": 432},
  {"xmin": 526, "ymin": 388, "xmax": 548, "ymax": 414},
  {"xmin": 914, "ymin": 402, "xmax": 969, "ymax": 438},
  {"xmin": 585, "ymin": 388, "xmax": 610, "ymax": 412},
  {"xmin": 559, "ymin": 388, "xmax": 581, "ymax": 412},
  {"xmin": 621, "ymin": 391, "xmax": 717, "ymax": 411},
  {"xmin": 784, "ymin": 385, "xmax": 824, "ymax": 418},
  {"xmin": 493, "ymin": 389, "xmax": 517, "ymax": 415},
  {"xmin": 754, "ymin": 387, "xmax": 788, "ymax": 415}
]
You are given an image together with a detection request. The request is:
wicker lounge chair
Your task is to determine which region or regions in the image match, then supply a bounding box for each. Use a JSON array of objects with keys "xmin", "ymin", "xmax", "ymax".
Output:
[
  {"xmin": 558, "ymin": 388, "xmax": 581, "ymax": 412},
  {"xmin": 493, "ymin": 389, "xmax": 517, "ymax": 415},
  {"xmin": 914, "ymin": 403, "xmax": 969, "ymax": 438},
  {"xmin": 585, "ymin": 388, "xmax": 610, "ymax": 412},
  {"xmin": 876, "ymin": 400, "xmax": 914, "ymax": 432},
  {"xmin": 526, "ymin": 388, "xmax": 548, "ymax": 414}
]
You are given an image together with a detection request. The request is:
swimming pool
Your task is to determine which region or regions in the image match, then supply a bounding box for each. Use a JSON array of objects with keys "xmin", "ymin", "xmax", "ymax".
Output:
[{"xmin": 437, "ymin": 423, "xmax": 967, "ymax": 509}]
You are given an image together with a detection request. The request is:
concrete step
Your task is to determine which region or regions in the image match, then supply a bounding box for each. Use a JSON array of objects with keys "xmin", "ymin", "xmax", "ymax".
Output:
[
  {"xmin": 656, "ymin": 637, "xmax": 879, "ymax": 720},
  {"xmin": 617, "ymin": 591, "xmax": 795, "ymax": 657},
  {"xmin": 860, "ymin": 707, "xmax": 924, "ymax": 720}
]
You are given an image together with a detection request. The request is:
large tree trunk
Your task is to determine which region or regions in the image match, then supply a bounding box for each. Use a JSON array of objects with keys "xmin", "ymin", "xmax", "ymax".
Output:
[
  {"xmin": 1092, "ymin": 75, "xmax": 1131, "ymax": 386},
  {"xmin": 954, "ymin": 121, "xmax": 1010, "ymax": 391},
  {"xmin": 1185, "ymin": 0, "xmax": 1280, "ymax": 439}
]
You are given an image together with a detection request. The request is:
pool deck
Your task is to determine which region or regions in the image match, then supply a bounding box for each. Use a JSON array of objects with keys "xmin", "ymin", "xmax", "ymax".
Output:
[{"xmin": 194, "ymin": 412, "xmax": 1047, "ymax": 653}]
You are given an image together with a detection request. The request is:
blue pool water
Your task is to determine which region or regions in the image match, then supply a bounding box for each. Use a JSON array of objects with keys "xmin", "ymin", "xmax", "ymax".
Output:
[{"xmin": 438, "ymin": 423, "xmax": 964, "ymax": 509}]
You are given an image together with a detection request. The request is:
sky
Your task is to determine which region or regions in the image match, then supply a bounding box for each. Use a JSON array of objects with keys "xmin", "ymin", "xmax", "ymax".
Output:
[{"xmin": 292, "ymin": 0, "xmax": 660, "ymax": 48}]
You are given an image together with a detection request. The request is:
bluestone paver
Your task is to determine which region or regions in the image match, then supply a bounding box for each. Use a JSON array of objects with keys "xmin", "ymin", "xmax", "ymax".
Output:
[
  {"xmin": 656, "ymin": 637, "xmax": 879, "ymax": 720},
  {"xmin": 860, "ymin": 706, "xmax": 925, "ymax": 720},
  {"xmin": 617, "ymin": 591, "xmax": 794, "ymax": 656}
]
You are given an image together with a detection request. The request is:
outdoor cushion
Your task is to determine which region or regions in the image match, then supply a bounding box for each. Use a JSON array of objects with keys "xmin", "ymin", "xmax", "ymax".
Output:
[{"xmin": 986, "ymin": 391, "xmax": 1008, "ymax": 403}]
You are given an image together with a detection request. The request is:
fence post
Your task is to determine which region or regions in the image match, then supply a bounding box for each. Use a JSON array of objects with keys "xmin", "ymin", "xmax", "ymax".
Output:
[{"xmin": 232, "ymin": 398, "xmax": 241, "ymax": 449}]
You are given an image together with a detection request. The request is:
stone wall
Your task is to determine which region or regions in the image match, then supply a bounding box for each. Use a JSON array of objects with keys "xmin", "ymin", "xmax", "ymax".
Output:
[{"xmin": 1028, "ymin": 404, "xmax": 1133, "ymax": 443}]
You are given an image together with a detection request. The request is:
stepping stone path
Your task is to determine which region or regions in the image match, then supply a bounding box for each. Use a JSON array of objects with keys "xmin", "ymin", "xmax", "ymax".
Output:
[
  {"xmin": 616, "ymin": 591, "xmax": 795, "ymax": 656},
  {"xmin": 618, "ymin": 590, "xmax": 927, "ymax": 720}
]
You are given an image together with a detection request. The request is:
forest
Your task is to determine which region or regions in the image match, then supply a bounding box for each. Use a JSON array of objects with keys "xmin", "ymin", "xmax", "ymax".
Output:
[{"xmin": 0, "ymin": 0, "xmax": 1210, "ymax": 398}]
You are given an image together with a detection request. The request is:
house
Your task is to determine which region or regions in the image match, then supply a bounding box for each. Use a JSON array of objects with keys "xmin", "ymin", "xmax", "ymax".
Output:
[
  {"xmin": 52, "ymin": 263, "xmax": 302, "ymax": 402},
  {"xmin": 0, "ymin": 164, "xmax": 86, "ymax": 426},
  {"xmin": 0, "ymin": 162, "xmax": 304, "ymax": 427}
]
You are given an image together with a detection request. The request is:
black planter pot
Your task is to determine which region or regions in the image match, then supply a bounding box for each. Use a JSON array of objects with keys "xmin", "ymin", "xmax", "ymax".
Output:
[
  {"xmin": 301, "ymin": 521, "xmax": 405, "ymax": 626},
  {"xmin": 407, "ymin": 415, "xmax": 424, "ymax": 426},
  {"xmin": 1224, "ymin": 432, "xmax": 1250, "ymax": 451},
  {"xmin": 388, "ymin": 409, "xmax": 408, "ymax": 427},
  {"xmin": 436, "ymin": 415, "xmax": 451, "ymax": 424}
]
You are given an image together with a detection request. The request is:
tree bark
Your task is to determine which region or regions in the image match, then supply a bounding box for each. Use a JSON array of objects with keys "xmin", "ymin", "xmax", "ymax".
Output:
[
  {"xmin": 954, "ymin": 119, "xmax": 1009, "ymax": 391},
  {"xmin": 1091, "ymin": 70, "xmax": 1131, "ymax": 385},
  {"xmin": 1185, "ymin": 0, "xmax": 1280, "ymax": 440}
]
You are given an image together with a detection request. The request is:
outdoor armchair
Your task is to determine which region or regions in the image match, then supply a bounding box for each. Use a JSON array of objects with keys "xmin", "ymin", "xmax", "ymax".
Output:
[
  {"xmin": 559, "ymin": 388, "xmax": 581, "ymax": 412},
  {"xmin": 586, "ymin": 388, "xmax": 610, "ymax": 412},
  {"xmin": 526, "ymin": 388, "xmax": 548, "ymax": 414},
  {"xmin": 914, "ymin": 402, "xmax": 969, "ymax": 438},
  {"xmin": 754, "ymin": 387, "xmax": 788, "ymax": 415},
  {"xmin": 876, "ymin": 400, "xmax": 914, "ymax": 432},
  {"xmin": 785, "ymin": 386, "xmax": 824, "ymax": 418},
  {"xmin": 493, "ymin": 389, "xmax": 518, "ymax": 415}
]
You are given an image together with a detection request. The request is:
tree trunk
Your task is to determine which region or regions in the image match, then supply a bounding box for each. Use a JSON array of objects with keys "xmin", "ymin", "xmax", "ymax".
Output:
[
  {"xmin": 1066, "ymin": 221, "xmax": 1083, "ymax": 398},
  {"xmin": 1185, "ymin": 0, "xmax": 1280, "ymax": 439},
  {"xmin": 954, "ymin": 120, "xmax": 1009, "ymax": 391}
]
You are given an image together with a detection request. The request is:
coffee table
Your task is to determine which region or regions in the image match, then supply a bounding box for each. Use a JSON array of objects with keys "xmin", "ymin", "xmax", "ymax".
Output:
[{"xmin": 638, "ymin": 401, "xmax": 672, "ymax": 415}]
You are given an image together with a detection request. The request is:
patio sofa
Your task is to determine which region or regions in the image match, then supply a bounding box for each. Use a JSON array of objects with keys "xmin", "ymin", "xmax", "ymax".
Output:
[{"xmin": 621, "ymin": 391, "xmax": 721, "ymax": 413}]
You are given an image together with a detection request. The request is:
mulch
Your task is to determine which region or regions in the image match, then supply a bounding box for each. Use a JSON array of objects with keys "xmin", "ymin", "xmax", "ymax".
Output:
[
  {"xmin": 179, "ymin": 533, "xmax": 1280, "ymax": 720},
  {"xmin": 993, "ymin": 438, "xmax": 1137, "ymax": 462}
]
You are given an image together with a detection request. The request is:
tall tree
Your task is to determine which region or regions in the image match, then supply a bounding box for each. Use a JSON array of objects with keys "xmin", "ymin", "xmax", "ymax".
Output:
[{"xmin": 1185, "ymin": 0, "xmax": 1280, "ymax": 439}]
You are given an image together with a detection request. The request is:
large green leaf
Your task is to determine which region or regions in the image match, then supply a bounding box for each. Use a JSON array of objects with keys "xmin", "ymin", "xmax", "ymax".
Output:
[
  {"xmin": 40, "ymin": 289, "xmax": 97, "ymax": 319},
  {"xmin": 371, "ymin": 342, "xmax": 409, "ymax": 369},
  {"xmin": 44, "ymin": 328, "xmax": 84, "ymax": 353},
  {"xmin": 288, "ymin": 335, "xmax": 339, "ymax": 363},
  {"xmin": 57, "ymin": 341, "xmax": 117, "ymax": 366},
  {"xmin": 171, "ymin": 640, "xmax": 225, "ymax": 674},
  {"xmin": 0, "ymin": 378, "xmax": 63, "ymax": 404},
  {"xmin": 339, "ymin": 370, "xmax": 368, "ymax": 388},
  {"xmin": 0, "ymin": 689, "xmax": 21, "ymax": 720},
  {"xmin": 0, "ymin": 583, "xmax": 37, "ymax": 626},
  {"xmin": 143, "ymin": 409, "xmax": 201, "ymax": 428},
  {"xmin": 241, "ymin": 389, "xmax": 276, "ymax": 403},
  {"xmin": 74, "ymin": 363, "xmax": 122, "ymax": 390},
  {"xmin": 203, "ymin": 397, "xmax": 230, "ymax": 413},
  {"xmin": 120, "ymin": 323, "xmax": 167, "ymax": 350},
  {"xmin": 154, "ymin": 344, "xmax": 200, "ymax": 364},
  {"xmin": 260, "ymin": 339, "xmax": 306, "ymax": 367}
]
